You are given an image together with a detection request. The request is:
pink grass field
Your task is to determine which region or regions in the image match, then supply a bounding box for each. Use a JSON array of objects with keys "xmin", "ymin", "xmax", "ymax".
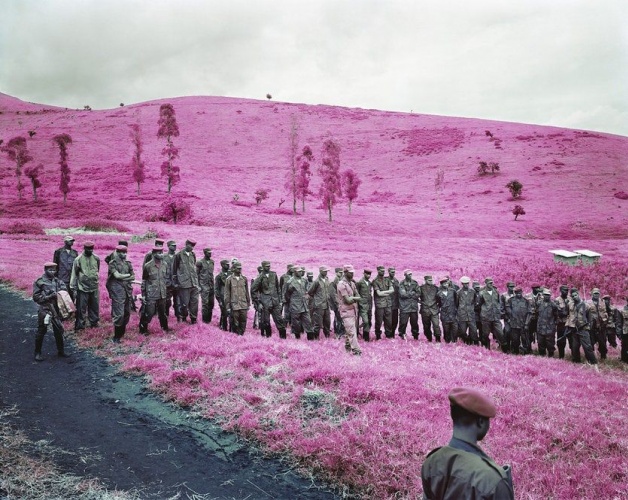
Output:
[{"xmin": 1, "ymin": 92, "xmax": 627, "ymax": 498}]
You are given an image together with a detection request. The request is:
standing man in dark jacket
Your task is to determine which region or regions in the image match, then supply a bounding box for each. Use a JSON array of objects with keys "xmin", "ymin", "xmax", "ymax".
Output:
[
  {"xmin": 618, "ymin": 296, "xmax": 628, "ymax": 363},
  {"xmin": 142, "ymin": 238, "xmax": 165, "ymax": 265},
  {"xmin": 456, "ymin": 277, "xmax": 478, "ymax": 345},
  {"xmin": 33, "ymin": 262, "xmax": 70, "ymax": 361},
  {"xmin": 587, "ymin": 288, "xmax": 609, "ymax": 360},
  {"xmin": 566, "ymin": 289, "xmax": 597, "ymax": 365},
  {"xmin": 172, "ymin": 239, "xmax": 199, "ymax": 323},
  {"xmin": 331, "ymin": 267, "xmax": 346, "ymax": 338},
  {"xmin": 251, "ymin": 261, "xmax": 286, "ymax": 338},
  {"xmin": 215, "ymin": 259, "xmax": 231, "ymax": 331},
  {"xmin": 162, "ymin": 240, "xmax": 179, "ymax": 320},
  {"xmin": 53, "ymin": 236, "xmax": 78, "ymax": 302},
  {"xmin": 419, "ymin": 275, "xmax": 441, "ymax": 342},
  {"xmin": 279, "ymin": 264, "xmax": 294, "ymax": 328},
  {"xmin": 372, "ymin": 266, "xmax": 394, "ymax": 340},
  {"xmin": 356, "ymin": 269, "xmax": 373, "ymax": 341},
  {"xmin": 421, "ymin": 387, "xmax": 514, "ymax": 500},
  {"xmin": 554, "ymin": 285, "xmax": 571, "ymax": 358},
  {"xmin": 70, "ymin": 241, "xmax": 100, "ymax": 331},
  {"xmin": 398, "ymin": 270, "xmax": 420, "ymax": 339},
  {"xmin": 536, "ymin": 289, "xmax": 558, "ymax": 357},
  {"xmin": 106, "ymin": 245, "xmax": 135, "ymax": 343},
  {"xmin": 139, "ymin": 247, "xmax": 170, "ymax": 334},
  {"xmin": 285, "ymin": 266, "xmax": 314, "ymax": 340},
  {"xmin": 388, "ymin": 267, "xmax": 400, "ymax": 337},
  {"xmin": 437, "ymin": 278, "xmax": 457, "ymax": 343},
  {"xmin": 196, "ymin": 247, "xmax": 215, "ymax": 324},
  {"xmin": 478, "ymin": 278, "xmax": 505, "ymax": 351},
  {"xmin": 224, "ymin": 262, "xmax": 250, "ymax": 335},
  {"xmin": 506, "ymin": 287, "xmax": 531, "ymax": 354},
  {"xmin": 307, "ymin": 266, "xmax": 333, "ymax": 339}
]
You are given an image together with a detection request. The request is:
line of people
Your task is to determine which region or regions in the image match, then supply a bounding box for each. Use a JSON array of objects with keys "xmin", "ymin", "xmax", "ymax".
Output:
[{"xmin": 34, "ymin": 235, "xmax": 628, "ymax": 365}]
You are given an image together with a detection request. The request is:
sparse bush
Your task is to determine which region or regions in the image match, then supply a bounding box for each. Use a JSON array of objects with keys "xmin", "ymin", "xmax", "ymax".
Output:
[
  {"xmin": 342, "ymin": 169, "xmax": 361, "ymax": 214},
  {"xmin": 512, "ymin": 205, "xmax": 526, "ymax": 220},
  {"xmin": 81, "ymin": 219, "xmax": 130, "ymax": 233},
  {"xmin": 614, "ymin": 191, "xmax": 628, "ymax": 200},
  {"xmin": 157, "ymin": 104, "xmax": 180, "ymax": 193},
  {"xmin": 506, "ymin": 179, "xmax": 523, "ymax": 199},
  {"xmin": 254, "ymin": 188, "xmax": 270, "ymax": 205},
  {"xmin": 477, "ymin": 161, "xmax": 500, "ymax": 175},
  {"xmin": 485, "ymin": 130, "xmax": 493, "ymax": 137},
  {"xmin": 83, "ymin": 105, "xmax": 92, "ymax": 111},
  {"xmin": 24, "ymin": 163, "xmax": 43, "ymax": 200},
  {"xmin": 2, "ymin": 220, "xmax": 45, "ymax": 234},
  {"xmin": 266, "ymin": 94, "xmax": 272, "ymax": 100},
  {"xmin": 1, "ymin": 136, "xmax": 32, "ymax": 199},
  {"xmin": 160, "ymin": 196, "xmax": 191, "ymax": 224}
]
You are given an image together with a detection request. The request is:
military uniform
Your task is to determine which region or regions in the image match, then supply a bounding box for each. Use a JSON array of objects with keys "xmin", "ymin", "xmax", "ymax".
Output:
[
  {"xmin": 53, "ymin": 243, "xmax": 78, "ymax": 300},
  {"xmin": 279, "ymin": 266, "xmax": 294, "ymax": 327},
  {"xmin": 215, "ymin": 263, "xmax": 231, "ymax": 331},
  {"xmin": 162, "ymin": 250, "xmax": 180, "ymax": 320},
  {"xmin": 196, "ymin": 256, "xmax": 215, "ymax": 323},
  {"xmin": 478, "ymin": 287, "xmax": 505, "ymax": 350},
  {"xmin": 356, "ymin": 274, "xmax": 373, "ymax": 341},
  {"xmin": 139, "ymin": 256, "xmax": 169, "ymax": 333},
  {"xmin": 330, "ymin": 270, "xmax": 346, "ymax": 337},
  {"xmin": 618, "ymin": 301, "xmax": 628, "ymax": 363},
  {"xmin": 70, "ymin": 248, "xmax": 100, "ymax": 331},
  {"xmin": 251, "ymin": 269, "xmax": 286, "ymax": 338},
  {"xmin": 437, "ymin": 285, "xmax": 457, "ymax": 343},
  {"xmin": 224, "ymin": 273, "xmax": 250, "ymax": 335},
  {"xmin": 336, "ymin": 273, "xmax": 361, "ymax": 354},
  {"xmin": 173, "ymin": 247, "xmax": 199, "ymax": 323},
  {"xmin": 307, "ymin": 271, "xmax": 333, "ymax": 339},
  {"xmin": 399, "ymin": 277, "xmax": 420, "ymax": 339},
  {"xmin": 33, "ymin": 269, "xmax": 68, "ymax": 358},
  {"xmin": 554, "ymin": 292, "xmax": 572, "ymax": 358},
  {"xmin": 455, "ymin": 284, "xmax": 478, "ymax": 345},
  {"xmin": 419, "ymin": 280, "xmax": 441, "ymax": 342},
  {"xmin": 505, "ymin": 293, "xmax": 530, "ymax": 354},
  {"xmin": 586, "ymin": 298, "xmax": 609, "ymax": 359},
  {"xmin": 106, "ymin": 251, "xmax": 135, "ymax": 342},
  {"xmin": 389, "ymin": 269, "xmax": 400, "ymax": 336},
  {"xmin": 566, "ymin": 298, "xmax": 597, "ymax": 364},
  {"xmin": 536, "ymin": 296, "xmax": 558, "ymax": 357},
  {"xmin": 372, "ymin": 274, "xmax": 393, "ymax": 339},
  {"xmin": 285, "ymin": 275, "xmax": 314, "ymax": 340}
]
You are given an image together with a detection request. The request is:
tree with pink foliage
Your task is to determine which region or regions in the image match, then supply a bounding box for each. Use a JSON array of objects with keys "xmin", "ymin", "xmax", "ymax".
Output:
[
  {"xmin": 129, "ymin": 123, "xmax": 145, "ymax": 195},
  {"xmin": 24, "ymin": 163, "xmax": 43, "ymax": 201},
  {"xmin": 160, "ymin": 195, "xmax": 191, "ymax": 225},
  {"xmin": 1, "ymin": 136, "xmax": 32, "ymax": 200},
  {"xmin": 318, "ymin": 138, "xmax": 343, "ymax": 222},
  {"xmin": 254, "ymin": 188, "xmax": 270, "ymax": 205},
  {"xmin": 342, "ymin": 168, "xmax": 361, "ymax": 214},
  {"xmin": 157, "ymin": 104, "xmax": 180, "ymax": 193},
  {"xmin": 296, "ymin": 145, "xmax": 313, "ymax": 212},
  {"xmin": 52, "ymin": 134, "xmax": 72, "ymax": 204},
  {"xmin": 512, "ymin": 204, "xmax": 526, "ymax": 220}
]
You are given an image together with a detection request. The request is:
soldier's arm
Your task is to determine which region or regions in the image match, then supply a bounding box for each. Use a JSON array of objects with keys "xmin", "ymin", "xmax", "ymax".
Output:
[
  {"xmin": 70, "ymin": 258, "xmax": 80, "ymax": 290},
  {"xmin": 33, "ymin": 280, "xmax": 53, "ymax": 305},
  {"xmin": 307, "ymin": 280, "xmax": 319, "ymax": 297}
]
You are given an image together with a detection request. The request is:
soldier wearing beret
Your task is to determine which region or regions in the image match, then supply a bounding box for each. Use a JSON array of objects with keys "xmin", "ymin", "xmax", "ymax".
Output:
[
  {"xmin": 106, "ymin": 245, "xmax": 135, "ymax": 343},
  {"xmin": 307, "ymin": 266, "xmax": 334, "ymax": 339},
  {"xmin": 336, "ymin": 265, "xmax": 362, "ymax": 355},
  {"xmin": 285, "ymin": 266, "xmax": 315, "ymax": 340},
  {"xmin": 398, "ymin": 270, "xmax": 420, "ymax": 340},
  {"xmin": 478, "ymin": 278, "xmax": 506, "ymax": 351},
  {"xmin": 224, "ymin": 262, "xmax": 250, "ymax": 335},
  {"xmin": 172, "ymin": 239, "xmax": 199, "ymax": 324},
  {"xmin": 372, "ymin": 266, "xmax": 394, "ymax": 340},
  {"xmin": 554, "ymin": 285, "xmax": 572, "ymax": 359},
  {"xmin": 70, "ymin": 241, "xmax": 100, "ymax": 331},
  {"xmin": 388, "ymin": 267, "xmax": 400, "ymax": 337},
  {"xmin": 331, "ymin": 267, "xmax": 346, "ymax": 338},
  {"xmin": 196, "ymin": 247, "xmax": 215, "ymax": 324},
  {"xmin": 104, "ymin": 240, "xmax": 129, "ymax": 265},
  {"xmin": 53, "ymin": 236, "xmax": 78, "ymax": 302},
  {"xmin": 419, "ymin": 275, "xmax": 441, "ymax": 342},
  {"xmin": 586, "ymin": 288, "xmax": 609, "ymax": 360},
  {"xmin": 421, "ymin": 387, "xmax": 514, "ymax": 499},
  {"xmin": 32, "ymin": 263, "xmax": 70, "ymax": 361},
  {"xmin": 437, "ymin": 277, "xmax": 458, "ymax": 343},
  {"xmin": 536, "ymin": 289, "xmax": 559, "ymax": 357},
  {"xmin": 214, "ymin": 259, "xmax": 232, "ymax": 331},
  {"xmin": 251, "ymin": 261, "xmax": 287, "ymax": 338},
  {"xmin": 139, "ymin": 248, "xmax": 170, "ymax": 334},
  {"xmin": 355, "ymin": 269, "xmax": 373, "ymax": 341}
]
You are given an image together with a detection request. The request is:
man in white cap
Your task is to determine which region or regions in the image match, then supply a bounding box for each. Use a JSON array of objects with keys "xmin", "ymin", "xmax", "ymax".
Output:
[{"xmin": 336, "ymin": 265, "xmax": 362, "ymax": 355}]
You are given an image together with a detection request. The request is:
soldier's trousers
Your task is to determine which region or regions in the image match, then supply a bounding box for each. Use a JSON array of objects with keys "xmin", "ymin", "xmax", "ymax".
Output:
[
  {"xmin": 399, "ymin": 311, "xmax": 419, "ymax": 338},
  {"xmin": 283, "ymin": 303, "xmax": 291, "ymax": 329},
  {"xmin": 75, "ymin": 289, "xmax": 99, "ymax": 330},
  {"xmin": 528, "ymin": 317, "xmax": 538, "ymax": 345},
  {"xmin": 358, "ymin": 306, "xmax": 372, "ymax": 341},
  {"xmin": 166, "ymin": 287, "xmax": 180, "ymax": 319},
  {"xmin": 217, "ymin": 302, "xmax": 230, "ymax": 331},
  {"xmin": 570, "ymin": 328, "xmax": 597, "ymax": 364},
  {"xmin": 391, "ymin": 308, "xmax": 399, "ymax": 336},
  {"xmin": 36, "ymin": 311, "xmax": 65, "ymax": 354},
  {"xmin": 374, "ymin": 306, "xmax": 392, "ymax": 339},
  {"xmin": 140, "ymin": 298, "xmax": 169, "ymax": 332},
  {"xmin": 510, "ymin": 327, "xmax": 529, "ymax": 354},
  {"xmin": 621, "ymin": 333, "xmax": 628, "ymax": 363},
  {"xmin": 200, "ymin": 287, "xmax": 214, "ymax": 323},
  {"xmin": 312, "ymin": 307, "xmax": 331, "ymax": 339},
  {"xmin": 291, "ymin": 310, "xmax": 313, "ymax": 340},
  {"xmin": 111, "ymin": 295, "xmax": 132, "ymax": 329},
  {"xmin": 231, "ymin": 309, "xmax": 247, "ymax": 335},
  {"xmin": 481, "ymin": 320, "xmax": 504, "ymax": 350},
  {"xmin": 333, "ymin": 307, "xmax": 345, "ymax": 337},
  {"xmin": 178, "ymin": 287, "xmax": 199, "ymax": 323},
  {"xmin": 260, "ymin": 303, "xmax": 286, "ymax": 338},
  {"xmin": 442, "ymin": 321, "xmax": 457, "ymax": 343},
  {"xmin": 341, "ymin": 314, "xmax": 361, "ymax": 354},
  {"xmin": 590, "ymin": 324, "xmax": 607, "ymax": 359},
  {"xmin": 421, "ymin": 313, "xmax": 441, "ymax": 341},
  {"xmin": 556, "ymin": 322, "xmax": 569, "ymax": 358},
  {"xmin": 537, "ymin": 332, "xmax": 556, "ymax": 357},
  {"xmin": 605, "ymin": 325, "xmax": 618, "ymax": 348},
  {"xmin": 458, "ymin": 321, "xmax": 478, "ymax": 344}
]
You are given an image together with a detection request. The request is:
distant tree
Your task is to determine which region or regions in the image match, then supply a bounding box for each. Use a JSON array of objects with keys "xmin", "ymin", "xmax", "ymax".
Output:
[
  {"xmin": 120, "ymin": 103, "xmax": 124, "ymax": 107},
  {"xmin": 28, "ymin": 130, "xmax": 36, "ymax": 138},
  {"xmin": 506, "ymin": 179, "xmax": 523, "ymax": 199},
  {"xmin": 24, "ymin": 163, "xmax": 43, "ymax": 201},
  {"xmin": 160, "ymin": 196, "xmax": 191, "ymax": 224},
  {"xmin": 318, "ymin": 138, "xmax": 343, "ymax": 222},
  {"xmin": 83, "ymin": 105, "xmax": 92, "ymax": 111},
  {"xmin": 52, "ymin": 133, "xmax": 73, "ymax": 204},
  {"xmin": 485, "ymin": 130, "xmax": 493, "ymax": 137},
  {"xmin": 1, "ymin": 136, "xmax": 32, "ymax": 199},
  {"xmin": 342, "ymin": 168, "xmax": 361, "ymax": 214},
  {"xmin": 129, "ymin": 123, "xmax": 146, "ymax": 195},
  {"xmin": 157, "ymin": 103, "xmax": 181, "ymax": 193},
  {"xmin": 286, "ymin": 115, "xmax": 300, "ymax": 214},
  {"xmin": 296, "ymin": 145, "xmax": 313, "ymax": 212},
  {"xmin": 434, "ymin": 167, "xmax": 445, "ymax": 218},
  {"xmin": 255, "ymin": 188, "xmax": 270, "ymax": 205},
  {"xmin": 489, "ymin": 162, "xmax": 500, "ymax": 174},
  {"xmin": 512, "ymin": 205, "xmax": 525, "ymax": 220},
  {"xmin": 478, "ymin": 161, "xmax": 500, "ymax": 175},
  {"xmin": 266, "ymin": 94, "xmax": 272, "ymax": 100}
]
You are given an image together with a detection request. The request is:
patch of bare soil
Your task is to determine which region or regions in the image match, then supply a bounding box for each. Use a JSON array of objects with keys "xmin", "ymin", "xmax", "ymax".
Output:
[{"xmin": 0, "ymin": 286, "xmax": 337, "ymax": 499}]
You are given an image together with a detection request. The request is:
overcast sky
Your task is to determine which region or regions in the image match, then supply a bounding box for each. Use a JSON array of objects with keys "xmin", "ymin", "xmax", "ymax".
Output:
[{"xmin": 2, "ymin": 0, "xmax": 627, "ymax": 136}]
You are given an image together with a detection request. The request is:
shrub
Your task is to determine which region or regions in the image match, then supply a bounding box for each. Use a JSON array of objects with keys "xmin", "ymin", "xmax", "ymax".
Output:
[
  {"xmin": 23, "ymin": 163, "xmax": 43, "ymax": 201},
  {"xmin": 512, "ymin": 205, "xmax": 526, "ymax": 220},
  {"xmin": 342, "ymin": 169, "xmax": 361, "ymax": 214},
  {"xmin": 2, "ymin": 220, "xmax": 45, "ymax": 234},
  {"xmin": 506, "ymin": 179, "xmax": 523, "ymax": 199},
  {"xmin": 254, "ymin": 188, "xmax": 270, "ymax": 205},
  {"xmin": 613, "ymin": 191, "xmax": 628, "ymax": 200},
  {"xmin": 1, "ymin": 136, "xmax": 32, "ymax": 200},
  {"xmin": 81, "ymin": 219, "xmax": 130, "ymax": 233},
  {"xmin": 160, "ymin": 196, "xmax": 192, "ymax": 224}
]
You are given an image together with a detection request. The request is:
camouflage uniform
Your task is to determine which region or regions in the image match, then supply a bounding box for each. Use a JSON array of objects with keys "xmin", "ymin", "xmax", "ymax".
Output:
[
  {"xmin": 587, "ymin": 298, "xmax": 609, "ymax": 359},
  {"xmin": 554, "ymin": 291, "xmax": 572, "ymax": 358},
  {"xmin": 285, "ymin": 275, "xmax": 314, "ymax": 340},
  {"xmin": 330, "ymin": 270, "xmax": 346, "ymax": 337},
  {"xmin": 372, "ymin": 274, "xmax": 393, "ymax": 339},
  {"xmin": 70, "ymin": 250, "xmax": 100, "ymax": 330},
  {"xmin": 33, "ymin": 270, "xmax": 68, "ymax": 357},
  {"xmin": 173, "ymin": 249, "xmax": 199, "ymax": 323},
  {"xmin": 336, "ymin": 275, "xmax": 361, "ymax": 354},
  {"xmin": 505, "ymin": 294, "xmax": 530, "ymax": 354},
  {"xmin": 389, "ymin": 270, "xmax": 400, "ymax": 336},
  {"xmin": 618, "ymin": 300, "xmax": 628, "ymax": 363},
  {"xmin": 566, "ymin": 298, "xmax": 597, "ymax": 364},
  {"xmin": 478, "ymin": 288, "xmax": 505, "ymax": 351},
  {"xmin": 355, "ymin": 275, "xmax": 373, "ymax": 341},
  {"xmin": 307, "ymin": 272, "xmax": 333, "ymax": 339}
]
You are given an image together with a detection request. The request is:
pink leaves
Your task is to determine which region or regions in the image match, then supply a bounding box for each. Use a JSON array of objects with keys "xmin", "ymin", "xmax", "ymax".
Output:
[
  {"xmin": 52, "ymin": 133, "xmax": 73, "ymax": 203},
  {"xmin": 156, "ymin": 103, "xmax": 180, "ymax": 139},
  {"xmin": 342, "ymin": 168, "xmax": 361, "ymax": 213},
  {"xmin": 157, "ymin": 104, "xmax": 181, "ymax": 193},
  {"xmin": 318, "ymin": 138, "xmax": 343, "ymax": 221}
]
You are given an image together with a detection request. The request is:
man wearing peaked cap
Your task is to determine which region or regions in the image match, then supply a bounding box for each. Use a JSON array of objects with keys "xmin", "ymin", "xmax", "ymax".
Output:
[
  {"xmin": 372, "ymin": 265, "xmax": 394, "ymax": 340},
  {"xmin": 586, "ymin": 287, "xmax": 609, "ymax": 360},
  {"xmin": 356, "ymin": 268, "xmax": 373, "ymax": 341},
  {"xmin": 251, "ymin": 260, "xmax": 287, "ymax": 338},
  {"xmin": 104, "ymin": 240, "xmax": 129, "ymax": 265},
  {"xmin": 173, "ymin": 239, "xmax": 200, "ymax": 324},
  {"xmin": 143, "ymin": 237, "xmax": 166, "ymax": 266},
  {"xmin": 307, "ymin": 265, "xmax": 333, "ymax": 339},
  {"xmin": 421, "ymin": 388, "xmax": 514, "ymax": 499},
  {"xmin": 336, "ymin": 265, "xmax": 362, "ymax": 355},
  {"xmin": 106, "ymin": 241, "xmax": 135, "ymax": 343},
  {"xmin": 53, "ymin": 235, "xmax": 78, "ymax": 301},
  {"xmin": 70, "ymin": 239, "xmax": 101, "ymax": 332},
  {"xmin": 330, "ymin": 267, "xmax": 346, "ymax": 338},
  {"xmin": 419, "ymin": 274, "xmax": 441, "ymax": 343},
  {"xmin": 196, "ymin": 247, "xmax": 215, "ymax": 324}
]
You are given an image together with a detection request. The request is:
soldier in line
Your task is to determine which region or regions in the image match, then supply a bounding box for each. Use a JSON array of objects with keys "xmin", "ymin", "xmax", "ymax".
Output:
[
  {"xmin": 501, "ymin": 282, "xmax": 515, "ymax": 349},
  {"xmin": 172, "ymin": 239, "xmax": 199, "ymax": 324},
  {"xmin": 472, "ymin": 280, "xmax": 483, "ymax": 341},
  {"xmin": 566, "ymin": 288, "xmax": 597, "ymax": 365},
  {"xmin": 388, "ymin": 267, "xmax": 400, "ymax": 337},
  {"xmin": 455, "ymin": 277, "xmax": 478, "ymax": 345},
  {"xmin": 398, "ymin": 270, "xmax": 420, "ymax": 340},
  {"xmin": 554, "ymin": 285, "xmax": 571, "ymax": 359},
  {"xmin": 618, "ymin": 296, "xmax": 628, "ymax": 363},
  {"xmin": 53, "ymin": 236, "xmax": 78, "ymax": 302},
  {"xmin": 419, "ymin": 275, "xmax": 441, "ymax": 342},
  {"xmin": 285, "ymin": 266, "xmax": 314, "ymax": 340},
  {"xmin": 305, "ymin": 271, "xmax": 316, "ymax": 313},
  {"xmin": 70, "ymin": 241, "xmax": 100, "ymax": 331},
  {"xmin": 505, "ymin": 287, "xmax": 531, "ymax": 355},
  {"xmin": 143, "ymin": 238, "xmax": 165, "ymax": 265},
  {"xmin": 196, "ymin": 247, "xmax": 215, "ymax": 324},
  {"xmin": 214, "ymin": 259, "xmax": 231, "ymax": 331},
  {"xmin": 372, "ymin": 266, "xmax": 394, "ymax": 340},
  {"xmin": 104, "ymin": 240, "xmax": 129, "ymax": 265},
  {"xmin": 536, "ymin": 289, "xmax": 559, "ymax": 357},
  {"xmin": 33, "ymin": 262, "xmax": 70, "ymax": 361},
  {"xmin": 330, "ymin": 267, "xmax": 346, "ymax": 338},
  {"xmin": 478, "ymin": 278, "xmax": 505, "ymax": 351},
  {"xmin": 224, "ymin": 262, "xmax": 250, "ymax": 335},
  {"xmin": 106, "ymin": 245, "xmax": 135, "ymax": 343},
  {"xmin": 356, "ymin": 269, "xmax": 373, "ymax": 341},
  {"xmin": 602, "ymin": 295, "xmax": 619, "ymax": 349},
  {"xmin": 307, "ymin": 266, "xmax": 333, "ymax": 339},
  {"xmin": 163, "ymin": 240, "xmax": 180, "ymax": 321},
  {"xmin": 279, "ymin": 264, "xmax": 294, "ymax": 328},
  {"xmin": 139, "ymin": 247, "xmax": 170, "ymax": 334},
  {"xmin": 251, "ymin": 265, "xmax": 262, "ymax": 330},
  {"xmin": 251, "ymin": 261, "xmax": 286, "ymax": 338},
  {"xmin": 437, "ymin": 277, "xmax": 458, "ymax": 343},
  {"xmin": 336, "ymin": 264, "xmax": 362, "ymax": 355},
  {"xmin": 526, "ymin": 284, "xmax": 543, "ymax": 348},
  {"xmin": 587, "ymin": 288, "xmax": 609, "ymax": 360}
]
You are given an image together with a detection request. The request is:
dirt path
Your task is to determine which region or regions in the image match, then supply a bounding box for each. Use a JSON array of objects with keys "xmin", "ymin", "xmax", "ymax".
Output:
[{"xmin": 0, "ymin": 286, "xmax": 337, "ymax": 499}]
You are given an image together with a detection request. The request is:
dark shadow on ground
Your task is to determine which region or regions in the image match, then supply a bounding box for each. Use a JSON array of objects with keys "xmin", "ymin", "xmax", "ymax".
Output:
[{"xmin": 0, "ymin": 285, "xmax": 338, "ymax": 499}]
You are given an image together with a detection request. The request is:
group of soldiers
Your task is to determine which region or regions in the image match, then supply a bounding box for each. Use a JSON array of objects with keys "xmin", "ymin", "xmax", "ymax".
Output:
[{"xmin": 33, "ymin": 236, "xmax": 628, "ymax": 365}]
